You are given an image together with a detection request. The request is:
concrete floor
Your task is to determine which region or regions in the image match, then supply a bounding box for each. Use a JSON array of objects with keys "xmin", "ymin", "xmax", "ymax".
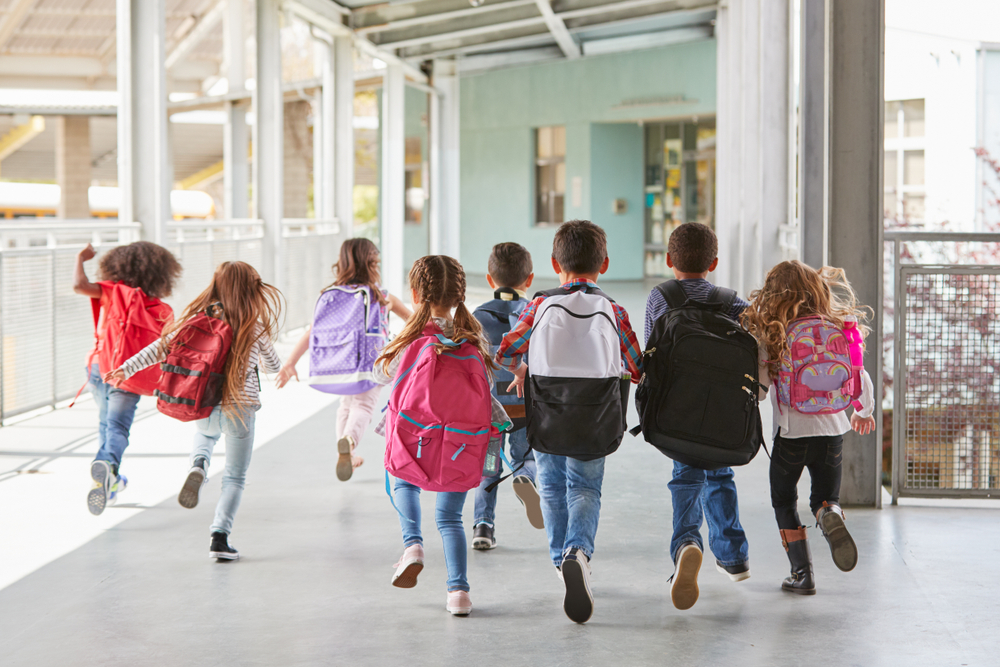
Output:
[{"xmin": 0, "ymin": 281, "xmax": 997, "ymax": 666}]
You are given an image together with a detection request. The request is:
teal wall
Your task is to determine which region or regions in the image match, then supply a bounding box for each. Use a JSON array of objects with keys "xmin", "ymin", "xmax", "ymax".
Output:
[{"xmin": 459, "ymin": 39, "xmax": 717, "ymax": 280}]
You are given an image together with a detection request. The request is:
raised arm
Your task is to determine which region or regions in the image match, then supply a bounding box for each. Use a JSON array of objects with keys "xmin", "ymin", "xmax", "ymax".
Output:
[{"xmin": 73, "ymin": 244, "xmax": 102, "ymax": 298}]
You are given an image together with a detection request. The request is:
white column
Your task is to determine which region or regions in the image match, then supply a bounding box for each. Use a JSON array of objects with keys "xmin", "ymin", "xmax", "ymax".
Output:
[
  {"xmin": 224, "ymin": 0, "xmax": 248, "ymax": 219},
  {"xmin": 759, "ymin": 0, "xmax": 791, "ymax": 277},
  {"xmin": 116, "ymin": 0, "xmax": 170, "ymax": 241},
  {"xmin": 432, "ymin": 59, "xmax": 461, "ymax": 260},
  {"xmin": 381, "ymin": 63, "xmax": 406, "ymax": 296},
  {"xmin": 798, "ymin": 0, "xmax": 829, "ymax": 267},
  {"xmin": 56, "ymin": 116, "xmax": 92, "ymax": 219},
  {"xmin": 714, "ymin": 0, "xmax": 741, "ymax": 293},
  {"xmin": 254, "ymin": 0, "xmax": 284, "ymax": 285},
  {"xmin": 334, "ymin": 36, "xmax": 355, "ymax": 234}
]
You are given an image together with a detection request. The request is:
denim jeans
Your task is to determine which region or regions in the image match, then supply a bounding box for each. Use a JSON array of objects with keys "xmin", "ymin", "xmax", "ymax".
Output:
[
  {"xmin": 88, "ymin": 363, "xmax": 141, "ymax": 471},
  {"xmin": 191, "ymin": 406, "xmax": 256, "ymax": 535},
  {"xmin": 473, "ymin": 428, "xmax": 536, "ymax": 527},
  {"xmin": 770, "ymin": 433, "xmax": 844, "ymax": 530},
  {"xmin": 393, "ymin": 478, "xmax": 469, "ymax": 592},
  {"xmin": 534, "ymin": 451, "xmax": 604, "ymax": 567},
  {"xmin": 668, "ymin": 461, "xmax": 749, "ymax": 567}
]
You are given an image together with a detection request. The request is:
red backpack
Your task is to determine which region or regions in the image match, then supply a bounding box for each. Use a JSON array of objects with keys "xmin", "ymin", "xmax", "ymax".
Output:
[
  {"xmin": 91, "ymin": 281, "xmax": 173, "ymax": 396},
  {"xmin": 155, "ymin": 307, "xmax": 233, "ymax": 422}
]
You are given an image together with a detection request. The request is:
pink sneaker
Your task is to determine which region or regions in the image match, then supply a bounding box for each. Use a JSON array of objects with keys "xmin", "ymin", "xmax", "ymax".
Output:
[
  {"xmin": 391, "ymin": 544, "xmax": 424, "ymax": 588},
  {"xmin": 446, "ymin": 590, "xmax": 472, "ymax": 616}
]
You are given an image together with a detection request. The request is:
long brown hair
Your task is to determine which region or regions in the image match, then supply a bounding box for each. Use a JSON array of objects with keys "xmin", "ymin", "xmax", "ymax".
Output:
[
  {"xmin": 741, "ymin": 260, "xmax": 872, "ymax": 380},
  {"xmin": 376, "ymin": 255, "xmax": 495, "ymax": 376},
  {"xmin": 328, "ymin": 238, "xmax": 388, "ymax": 306},
  {"xmin": 163, "ymin": 261, "xmax": 282, "ymax": 418}
]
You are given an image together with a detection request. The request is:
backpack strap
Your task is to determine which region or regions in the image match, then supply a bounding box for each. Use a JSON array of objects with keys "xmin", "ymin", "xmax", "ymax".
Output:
[
  {"xmin": 654, "ymin": 279, "xmax": 689, "ymax": 310},
  {"xmin": 708, "ymin": 286, "xmax": 738, "ymax": 315},
  {"xmin": 534, "ymin": 283, "xmax": 615, "ymax": 303}
]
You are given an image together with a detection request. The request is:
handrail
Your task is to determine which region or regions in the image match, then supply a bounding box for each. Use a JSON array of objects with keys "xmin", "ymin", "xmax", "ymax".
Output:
[
  {"xmin": 166, "ymin": 219, "xmax": 262, "ymax": 229},
  {"xmin": 884, "ymin": 230, "xmax": 1000, "ymax": 242},
  {"xmin": 0, "ymin": 221, "xmax": 141, "ymax": 232}
]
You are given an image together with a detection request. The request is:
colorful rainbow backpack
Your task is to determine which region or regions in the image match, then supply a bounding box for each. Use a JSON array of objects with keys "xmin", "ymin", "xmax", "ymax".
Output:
[{"xmin": 776, "ymin": 317, "xmax": 864, "ymax": 414}]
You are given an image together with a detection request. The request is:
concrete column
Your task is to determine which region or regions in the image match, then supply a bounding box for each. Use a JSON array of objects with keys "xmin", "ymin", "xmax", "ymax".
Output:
[
  {"xmin": 116, "ymin": 0, "xmax": 170, "ymax": 241},
  {"xmin": 55, "ymin": 116, "xmax": 91, "ymax": 219},
  {"xmin": 254, "ymin": 0, "xmax": 284, "ymax": 284},
  {"xmin": 828, "ymin": 0, "xmax": 884, "ymax": 507},
  {"xmin": 381, "ymin": 63, "xmax": 406, "ymax": 295},
  {"xmin": 284, "ymin": 100, "xmax": 312, "ymax": 219},
  {"xmin": 334, "ymin": 36, "xmax": 355, "ymax": 233},
  {"xmin": 224, "ymin": 0, "xmax": 248, "ymax": 219},
  {"xmin": 760, "ymin": 0, "xmax": 791, "ymax": 277},
  {"xmin": 799, "ymin": 0, "xmax": 829, "ymax": 267},
  {"xmin": 432, "ymin": 59, "xmax": 460, "ymax": 260}
]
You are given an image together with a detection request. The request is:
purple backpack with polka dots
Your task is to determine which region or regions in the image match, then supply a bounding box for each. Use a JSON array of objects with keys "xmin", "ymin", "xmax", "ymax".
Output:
[{"xmin": 307, "ymin": 285, "xmax": 385, "ymax": 395}]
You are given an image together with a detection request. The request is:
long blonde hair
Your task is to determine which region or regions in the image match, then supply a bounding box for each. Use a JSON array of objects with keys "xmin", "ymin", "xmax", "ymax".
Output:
[
  {"xmin": 162, "ymin": 261, "xmax": 282, "ymax": 418},
  {"xmin": 740, "ymin": 260, "xmax": 872, "ymax": 380},
  {"xmin": 376, "ymin": 255, "xmax": 495, "ymax": 376}
]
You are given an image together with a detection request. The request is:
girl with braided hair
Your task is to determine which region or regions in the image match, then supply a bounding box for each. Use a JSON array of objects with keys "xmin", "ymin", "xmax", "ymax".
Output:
[{"xmin": 372, "ymin": 255, "xmax": 506, "ymax": 616}]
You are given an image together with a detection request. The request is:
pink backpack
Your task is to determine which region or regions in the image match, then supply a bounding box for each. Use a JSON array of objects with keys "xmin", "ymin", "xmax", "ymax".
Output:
[
  {"xmin": 383, "ymin": 323, "xmax": 498, "ymax": 492},
  {"xmin": 776, "ymin": 317, "xmax": 864, "ymax": 414}
]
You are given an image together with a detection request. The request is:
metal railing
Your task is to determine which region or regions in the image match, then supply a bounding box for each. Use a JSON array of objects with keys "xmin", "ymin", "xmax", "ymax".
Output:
[
  {"xmin": 281, "ymin": 218, "xmax": 345, "ymax": 331},
  {"xmin": 888, "ymin": 230, "xmax": 1000, "ymax": 501}
]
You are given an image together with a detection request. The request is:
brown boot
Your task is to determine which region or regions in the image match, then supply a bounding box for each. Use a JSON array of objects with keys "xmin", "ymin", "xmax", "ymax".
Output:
[
  {"xmin": 780, "ymin": 527, "xmax": 816, "ymax": 595},
  {"xmin": 816, "ymin": 502, "xmax": 858, "ymax": 572}
]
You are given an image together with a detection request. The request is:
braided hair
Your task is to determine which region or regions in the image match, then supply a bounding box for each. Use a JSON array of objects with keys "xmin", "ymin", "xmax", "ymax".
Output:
[{"xmin": 376, "ymin": 255, "xmax": 496, "ymax": 376}]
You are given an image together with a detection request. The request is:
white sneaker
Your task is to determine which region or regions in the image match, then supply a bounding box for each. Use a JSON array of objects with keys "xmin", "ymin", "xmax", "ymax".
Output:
[
  {"xmin": 561, "ymin": 548, "xmax": 594, "ymax": 624},
  {"xmin": 446, "ymin": 590, "xmax": 472, "ymax": 616},
  {"xmin": 178, "ymin": 458, "xmax": 207, "ymax": 509},
  {"xmin": 512, "ymin": 475, "xmax": 545, "ymax": 529},
  {"xmin": 671, "ymin": 543, "xmax": 703, "ymax": 610},
  {"xmin": 391, "ymin": 544, "xmax": 424, "ymax": 588}
]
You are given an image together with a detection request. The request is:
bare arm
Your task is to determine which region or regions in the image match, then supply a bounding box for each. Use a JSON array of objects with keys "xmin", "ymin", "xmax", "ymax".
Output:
[
  {"xmin": 387, "ymin": 293, "xmax": 412, "ymax": 321},
  {"xmin": 276, "ymin": 326, "xmax": 311, "ymax": 389},
  {"xmin": 73, "ymin": 244, "xmax": 102, "ymax": 298}
]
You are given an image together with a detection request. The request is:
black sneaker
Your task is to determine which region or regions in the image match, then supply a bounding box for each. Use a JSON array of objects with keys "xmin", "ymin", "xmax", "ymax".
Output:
[
  {"xmin": 561, "ymin": 548, "xmax": 594, "ymax": 624},
  {"xmin": 471, "ymin": 523, "xmax": 496, "ymax": 550},
  {"xmin": 178, "ymin": 457, "xmax": 207, "ymax": 509},
  {"xmin": 716, "ymin": 560, "xmax": 751, "ymax": 582},
  {"xmin": 209, "ymin": 531, "xmax": 239, "ymax": 560}
]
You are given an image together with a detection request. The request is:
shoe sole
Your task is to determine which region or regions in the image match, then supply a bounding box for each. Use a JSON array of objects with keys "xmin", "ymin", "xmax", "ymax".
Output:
[
  {"xmin": 336, "ymin": 437, "xmax": 353, "ymax": 482},
  {"xmin": 512, "ymin": 477, "xmax": 545, "ymax": 530},
  {"xmin": 671, "ymin": 547, "xmax": 702, "ymax": 610},
  {"xmin": 87, "ymin": 461, "xmax": 111, "ymax": 516},
  {"xmin": 392, "ymin": 561, "xmax": 423, "ymax": 588},
  {"xmin": 471, "ymin": 537, "xmax": 496, "ymax": 551},
  {"xmin": 178, "ymin": 468, "xmax": 206, "ymax": 509},
  {"xmin": 446, "ymin": 604, "xmax": 472, "ymax": 616},
  {"xmin": 716, "ymin": 563, "xmax": 751, "ymax": 582},
  {"xmin": 782, "ymin": 583, "xmax": 816, "ymax": 595},
  {"xmin": 820, "ymin": 512, "xmax": 858, "ymax": 572},
  {"xmin": 210, "ymin": 551, "xmax": 240, "ymax": 561},
  {"xmin": 561, "ymin": 558, "xmax": 594, "ymax": 624}
]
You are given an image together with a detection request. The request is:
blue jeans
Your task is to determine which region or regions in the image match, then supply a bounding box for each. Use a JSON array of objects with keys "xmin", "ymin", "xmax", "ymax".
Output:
[
  {"xmin": 473, "ymin": 428, "xmax": 536, "ymax": 527},
  {"xmin": 88, "ymin": 363, "xmax": 141, "ymax": 471},
  {"xmin": 191, "ymin": 406, "xmax": 256, "ymax": 535},
  {"xmin": 534, "ymin": 451, "xmax": 604, "ymax": 567},
  {"xmin": 393, "ymin": 478, "xmax": 469, "ymax": 592},
  {"xmin": 667, "ymin": 461, "xmax": 749, "ymax": 567}
]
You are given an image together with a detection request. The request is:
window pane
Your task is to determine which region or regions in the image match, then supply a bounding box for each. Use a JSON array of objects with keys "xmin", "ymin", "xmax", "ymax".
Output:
[
  {"xmin": 903, "ymin": 99, "xmax": 924, "ymax": 137},
  {"xmin": 553, "ymin": 126, "xmax": 566, "ymax": 157},
  {"xmin": 537, "ymin": 127, "xmax": 552, "ymax": 159},
  {"xmin": 903, "ymin": 193, "xmax": 925, "ymax": 220},
  {"xmin": 553, "ymin": 194, "xmax": 564, "ymax": 224},
  {"xmin": 884, "ymin": 101, "xmax": 899, "ymax": 139},
  {"xmin": 683, "ymin": 123, "xmax": 697, "ymax": 151},
  {"xmin": 904, "ymin": 150, "xmax": 924, "ymax": 186},
  {"xmin": 884, "ymin": 150, "xmax": 897, "ymax": 190},
  {"xmin": 884, "ymin": 190, "xmax": 898, "ymax": 219}
]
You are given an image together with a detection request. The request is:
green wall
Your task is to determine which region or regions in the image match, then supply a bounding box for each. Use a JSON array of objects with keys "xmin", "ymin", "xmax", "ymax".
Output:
[{"xmin": 459, "ymin": 39, "xmax": 717, "ymax": 280}]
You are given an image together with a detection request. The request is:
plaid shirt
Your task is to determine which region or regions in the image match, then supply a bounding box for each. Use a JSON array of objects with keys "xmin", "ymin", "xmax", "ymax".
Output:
[{"xmin": 495, "ymin": 279, "xmax": 643, "ymax": 383}]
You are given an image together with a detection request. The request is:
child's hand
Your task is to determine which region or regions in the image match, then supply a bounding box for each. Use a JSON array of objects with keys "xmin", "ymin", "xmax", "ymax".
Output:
[
  {"xmin": 78, "ymin": 243, "xmax": 96, "ymax": 262},
  {"xmin": 851, "ymin": 413, "xmax": 876, "ymax": 435},
  {"xmin": 507, "ymin": 363, "xmax": 527, "ymax": 398},
  {"xmin": 275, "ymin": 365, "xmax": 298, "ymax": 389},
  {"xmin": 103, "ymin": 369, "xmax": 126, "ymax": 387}
]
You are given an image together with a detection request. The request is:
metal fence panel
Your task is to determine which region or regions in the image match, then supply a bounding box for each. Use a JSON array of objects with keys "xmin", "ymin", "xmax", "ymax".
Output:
[{"xmin": 1, "ymin": 252, "xmax": 56, "ymax": 417}]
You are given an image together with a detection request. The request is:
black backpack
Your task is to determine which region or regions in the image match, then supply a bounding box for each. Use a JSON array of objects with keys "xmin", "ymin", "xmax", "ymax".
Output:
[{"xmin": 632, "ymin": 280, "xmax": 763, "ymax": 469}]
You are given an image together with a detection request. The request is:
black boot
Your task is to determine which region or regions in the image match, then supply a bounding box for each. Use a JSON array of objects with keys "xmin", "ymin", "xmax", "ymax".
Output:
[
  {"xmin": 210, "ymin": 531, "xmax": 239, "ymax": 561},
  {"xmin": 816, "ymin": 502, "xmax": 858, "ymax": 572},
  {"xmin": 780, "ymin": 527, "xmax": 815, "ymax": 595}
]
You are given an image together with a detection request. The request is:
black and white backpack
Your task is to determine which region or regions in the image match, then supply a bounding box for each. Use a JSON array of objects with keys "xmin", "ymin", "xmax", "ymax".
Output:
[
  {"xmin": 525, "ymin": 284, "xmax": 630, "ymax": 461},
  {"xmin": 632, "ymin": 280, "xmax": 764, "ymax": 469}
]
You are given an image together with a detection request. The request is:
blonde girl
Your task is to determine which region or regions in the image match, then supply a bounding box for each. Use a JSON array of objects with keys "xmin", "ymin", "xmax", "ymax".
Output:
[
  {"xmin": 741, "ymin": 260, "xmax": 876, "ymax": 595},
  {"xmin": 106, "ymin": 261, "xmax": 282, "ymax": 560}
]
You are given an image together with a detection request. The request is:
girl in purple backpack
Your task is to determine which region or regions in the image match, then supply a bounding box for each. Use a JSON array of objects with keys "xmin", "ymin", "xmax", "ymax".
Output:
[
  {"xmin": 741, "ymin": 261, "xmax": 876, "ymax": 596},
  {"xmin": 276, "ymin": 238, "xmax": 411, "ymax": 481},
  {"xmin": 373, "ymin": 255, "xmax": 505, "ymax": 617}
]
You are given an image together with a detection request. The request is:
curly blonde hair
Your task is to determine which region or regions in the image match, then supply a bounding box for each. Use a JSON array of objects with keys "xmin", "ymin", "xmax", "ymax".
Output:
[{"xmin": 740, "ymin": 260, "xmax": 872, "ymax": 380}]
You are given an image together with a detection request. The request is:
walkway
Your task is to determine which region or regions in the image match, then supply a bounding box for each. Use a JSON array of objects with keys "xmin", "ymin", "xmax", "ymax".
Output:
[{"xmin": 0, "ymin": 283, "xmax": 995, "ymax": 666}]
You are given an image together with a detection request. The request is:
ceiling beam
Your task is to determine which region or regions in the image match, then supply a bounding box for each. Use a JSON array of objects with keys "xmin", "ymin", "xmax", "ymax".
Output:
[
  {"xmin": 0, "ymin": 0, "xmax": 36, "ymax": 52},
  {"xmin": 165, "ymin": 0, "xmax": 225, "ymax": 70},
  {"xmin": 533, "ymin": 0, "xmax": 580, "ymax": 58},
  {"xmin": 354, "ymin": 0, "xmax": 536, "ymax": 36}
]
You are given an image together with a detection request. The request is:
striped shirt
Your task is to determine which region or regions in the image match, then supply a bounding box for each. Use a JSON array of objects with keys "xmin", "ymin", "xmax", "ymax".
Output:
[
  {"xmin": 495, "ymin": 280, "xmax": 643, "ymax": 383},
  {"xmin": 643, "ymin": 278, "xmax": 750, "ymax": 346},
  {"xmin": 120, "ymin": 321, "xmax": 282, "ymax": 408}
]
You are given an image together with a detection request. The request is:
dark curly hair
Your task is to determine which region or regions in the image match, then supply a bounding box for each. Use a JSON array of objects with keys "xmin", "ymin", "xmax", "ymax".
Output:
[
  {"xmin": 667, "ymin": 222, "xmax": 718, "ymax": 273},
  {"xmin": 98, "ymin": 241, "xmax": 182, "ymax": 299}
]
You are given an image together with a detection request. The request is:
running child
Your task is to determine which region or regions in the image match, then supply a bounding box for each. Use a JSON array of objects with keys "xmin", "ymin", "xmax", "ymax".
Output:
[
  {"xmin": 72, "ymin": 241, "xmax": 181, "ymax": 515},
  {"xmin": 374, "ymin": 255, "xmax": 506, "ymax": 617},
  {"xmin": 499, "ymin": 220, "xmax": 643, "ymax": 624},
  {"xmin": 275, "ymin": 238, "xmax": 411, "ymax": 481},
  {"xmin": 741, "ymin": 260, "xmax": 876, "ymax": 595},
  {"xmin": 471, "ymin": 242, "xmax": 542, "ymax": 550},
  {"xmin": 105, "ymin": 261, "xmax": 282, "ymax": 560}
]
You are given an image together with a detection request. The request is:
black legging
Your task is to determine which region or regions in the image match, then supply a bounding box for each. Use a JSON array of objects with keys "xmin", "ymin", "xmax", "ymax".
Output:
[{"xmin": 769, "ymin": 433, "xmax": 844, "ymax": 530}]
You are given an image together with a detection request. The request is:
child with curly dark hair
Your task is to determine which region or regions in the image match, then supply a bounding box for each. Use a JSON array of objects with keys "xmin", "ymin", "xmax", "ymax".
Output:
[{"xmin": 73, "ymin": 241, "xmax": 182, "ymax": 515}]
